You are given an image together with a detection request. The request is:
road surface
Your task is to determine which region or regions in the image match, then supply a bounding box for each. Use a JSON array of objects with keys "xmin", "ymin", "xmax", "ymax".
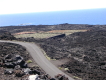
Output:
[{"xmin": 0, "ymin": 40, "xmax": 74, "ymax": 80}]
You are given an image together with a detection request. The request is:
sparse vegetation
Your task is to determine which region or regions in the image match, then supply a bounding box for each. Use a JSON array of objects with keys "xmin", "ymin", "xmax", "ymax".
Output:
[
  {"xmin": 38, "ymin": 30, "xmax": 106, "ymax": 80},
  {"xmin": 26, "ymin": 60, "xmax": 33, "ymax": 63},
  {"xmin": 64, "ymin": 68, "xmax": 69, "ymax": 71},
  {"xmin": 14, "ymin": 30, "xmax": 87, "ymax": 39},
  {"xmin": 15, "ymin": 33, "xmax": 59, "ymax": 39},
  {"xmin": 1, "ymin": 24, "xmax": 106, "ymax": 80},
  {"xmin": 73, "ymin": 76, "xmax": 82, "ymax": 80}
]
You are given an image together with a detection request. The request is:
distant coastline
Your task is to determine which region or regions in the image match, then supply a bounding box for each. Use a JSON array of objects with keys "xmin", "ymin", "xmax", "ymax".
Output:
[{"xmin": 0, "ymin": 8, "xmax": 106, "ymax": 27}]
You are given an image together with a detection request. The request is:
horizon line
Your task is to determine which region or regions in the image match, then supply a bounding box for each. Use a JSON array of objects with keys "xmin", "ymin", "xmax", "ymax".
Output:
[{"xmin": 0, "ymin": 8, "xmax": 106, "ymax": 15}]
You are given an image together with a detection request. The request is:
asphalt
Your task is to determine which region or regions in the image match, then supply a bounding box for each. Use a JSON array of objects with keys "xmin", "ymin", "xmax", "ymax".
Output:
[{"xmin": 0, "ymin": 40, "xmax": 74, "ymax": 80}]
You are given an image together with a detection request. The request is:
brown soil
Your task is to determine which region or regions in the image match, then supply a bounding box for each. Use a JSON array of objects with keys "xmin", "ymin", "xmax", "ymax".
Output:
[
  {"xmin": 50, "ymin": 58, "xmax": 82, "ymax": 80},
  {"xmin": 14, "ymin": 32, "xmax": 36, "ymax": 35},
  {"xmin": 46, "ymin": 30, "xmax": 87, "ymax": 33},
  {"xmin": 50, "ymin": 58, "xmax": 70, "ymax": 67}
]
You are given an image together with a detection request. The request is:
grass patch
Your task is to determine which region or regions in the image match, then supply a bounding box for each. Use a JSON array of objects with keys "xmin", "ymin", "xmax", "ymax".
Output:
[
  {"xmin": 58, "ymin": 67, "xmax": 63, "ymax": 70},
  {"xmin": 40, "ymin": 48, "xmax": 51, "ymax": 60},
  {"xmin": 14, "ymin": 30, "xmax": 87, "ymax": 39},
  {"xmin": 64, "ymin": 68, "xmax": 69, "ymax": 71},
  {"xmin": 73, "ymin": 76, "xmax": 82, "ymax": 80},
  {"xmin": 15, "ymin": 33, "xmax": 59, "ymax": 39},
  {"xmin": 26, "ymin": 60, "xmax": 33, "ymax": 63}
]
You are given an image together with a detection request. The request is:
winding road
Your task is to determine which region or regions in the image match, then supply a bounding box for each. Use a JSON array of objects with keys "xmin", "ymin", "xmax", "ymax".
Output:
[{"xmin": 0, "ymin": 40, "xmax": 74, "ymax": 80}]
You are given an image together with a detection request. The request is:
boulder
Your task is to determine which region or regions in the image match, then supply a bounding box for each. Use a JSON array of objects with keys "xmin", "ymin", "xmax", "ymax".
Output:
[
  {"xmin": 17, "ymin": 59, "xmax": 25, "ymax": 67},
  {"xmin": 4, "ymin": 54, "xmax": 13, "ymax": 62},
  {"xmin": 31, "ymin": 69, "xmax": 40, "ymax": 75},
  {"xmin": 15, "ymin": 61, "xmax": 27, "ymax": 68},
  {"xmin": 40, "ymin": 74, "xmax": 50, "ymax": 80},
  {"xmin": 14, "ymin": 65, "xmax": 21, "ymax": 70},
  {"xmin": 4, "ymin": 54, "xmax": 12, "ymax": 59},
  {"xmin": 55, "ymin": 74, "xmax": 69, "ymax": 80},
  {"xmin": 13, "ymin": 55, "xmax": 23, "ymax": 61},
  {"xmin": 28, "ymin": 74, "xmax": 40, "ymax": 80},
  {"xmin": 14, "ymin": 69, "xmax": 25, "ymax": 77},
  {"xmin": 23, "ymin": 68, "xmax": 32, "ymax": 74},
  {"xmin": 0, "ymin": 59, "xmax": 3, "ymax": 67},
  {"xmin": 100, "ymin": 65, "xmax": 106, "ymax": 70},
  {"xmin": 21, "ymin": 63, "xmax": 27, "ymax": 68},
  {"xmin": 50, "ymin": 78, "xmax": 56, "ymax": 80},
  {"xmin": 4, "ymin": 69, "xmax": 13, "ymax": 74},
  {"xmin": 4, "ymin": 63, "xmax": 15, "ymax": 68}
]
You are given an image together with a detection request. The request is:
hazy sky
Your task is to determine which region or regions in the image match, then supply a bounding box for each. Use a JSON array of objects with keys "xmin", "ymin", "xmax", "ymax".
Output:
[{"xmin": 0, "ymin": 0, "xmax": 106, "ymax": 14}]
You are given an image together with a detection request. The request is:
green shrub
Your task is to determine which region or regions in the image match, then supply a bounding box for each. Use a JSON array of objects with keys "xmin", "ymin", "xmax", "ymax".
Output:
[{"xmin": 26, "ymin": 60, "xmax": 32, "ymax": 63}]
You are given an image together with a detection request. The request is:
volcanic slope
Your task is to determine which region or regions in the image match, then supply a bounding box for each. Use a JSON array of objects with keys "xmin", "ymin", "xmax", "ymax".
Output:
[{"xmin": 38, "ymin": 30, "xmax": 106, "ymax": 80}]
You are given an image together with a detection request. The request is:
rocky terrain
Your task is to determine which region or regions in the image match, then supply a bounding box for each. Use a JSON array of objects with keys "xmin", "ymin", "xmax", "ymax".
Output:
[
  {"xmin": 18, "ymin": 29, "xmax": 106, "ymax": 80},
  {"xmin": 0, "ymin": 31, "xmax": 70, "ymax": 80},
  {"xmin": 1, "ymin": 24, "xmax": 106, "ymax": 80},
  {"xmin": 0, "ymin": 42, "xmax": 47, "ymax": 80},
  {"xmin": 37, "ymin": 30, "xmax": 106, "ymax": 80},
  {"xmin": 0, "ymin": 24, "xmax": 106, "ymax": 34},
  {"xmin": 0, "ymin": 30, "xmax": 16, "ymax": 40}
]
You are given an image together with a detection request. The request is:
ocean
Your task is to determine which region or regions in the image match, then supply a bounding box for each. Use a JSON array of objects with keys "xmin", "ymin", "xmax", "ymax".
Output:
[{"xmin": 0, "ymin": 8, "xmax": 106, "ymax": 26}]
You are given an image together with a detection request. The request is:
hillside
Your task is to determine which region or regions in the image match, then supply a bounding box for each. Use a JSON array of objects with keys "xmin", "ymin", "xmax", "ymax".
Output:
[
  {"xmin": 37, "ymin": 30, "xmax": 106, "ymax": 80},
  {"xmin": 1, "ymin": 24, "xmax": 106, "ymax": 34},
  {"xmin": 12, "ymin": 26, "xmax": 106, "ymax": 80},
  {"xmin": 0, "ymin": 42, "xmax": 43, "ymax": 80},
  {"xmin": 0, "ymin": 30, "xmax": 16, "ymax": 40},
  {"xmin": 0, "ymin": 31, "xmax": 70, "ymax": 80},
  {"xmin": 1, "ymin": 24, "xmax": 106, "ymax": 80}
]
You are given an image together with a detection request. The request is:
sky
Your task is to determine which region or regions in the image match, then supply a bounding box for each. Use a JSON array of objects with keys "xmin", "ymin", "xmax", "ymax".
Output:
[{"xmin": 0, "ymin": 0, "xmax": 106, "ymax": 14}]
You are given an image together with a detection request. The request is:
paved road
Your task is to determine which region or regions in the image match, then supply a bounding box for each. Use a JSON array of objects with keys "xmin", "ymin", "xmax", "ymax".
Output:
[{"xmin": 0, "ymin": 40, "xmax": 74, "ymax": 80}]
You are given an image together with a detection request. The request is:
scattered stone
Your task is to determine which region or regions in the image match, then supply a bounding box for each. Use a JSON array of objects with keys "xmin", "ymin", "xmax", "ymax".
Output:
[
  {"xmin": 50, "ymin": 78, "xmax": 56, "ymax": 80},
  {"xmin": 55, "ymin": 74, "xmax": 69, "ymax": 80},
  {"xmin": 23, "ymin": 68, "xmax": 32, "ymax": 75},
  {"xmin": 0, "ymin": 59, "xmax": 3, "ymax": 67},
  {"xmin": 17, "ymin": 59, "xmax": 25, "ymax": 67},
  {"xmin": 100, "ymin": 65, "xmax": 106, "ymax": 70},
  {"xmin": 0, "ymin": 30, "xmax": 16, "ymax": 40},
  {"xmin": 13, "ymin": 55, "xmax": 23, "ymax": 61},
  {"xmin": 4, "ymin": 63, "xmax": 15, "ymax": 68},
  {"xmin": 5, "ymin": 54, "xmax": 12, "ymax": 59},
  {"xmin": 28, "ymin": 74, "xmax": 40, "ymax": 80},
  {"xmin": 14, "ymin": 69, "xmax": 25, "ymax": 77},
  {"xmin": 0, "ymin": 42, "xmax": 69, "ymax": 80},
  {"xmin": 4, "ymin": 69, "xmax": 13, "ymax": 74},
  {"xmin": 31, "ymin": 69, "xmax": 40, "ymax": 75},
  {"xmin": 14, "ymin": 65, "xmax": 21, "ymax": 70},
  {"xmin": 22, "ymin": 63, "xmax": 28, "ymax": 68}
]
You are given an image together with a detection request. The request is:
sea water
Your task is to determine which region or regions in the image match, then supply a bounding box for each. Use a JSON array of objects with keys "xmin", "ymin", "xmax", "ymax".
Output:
[{"xmin": 0, "ymin": 8, "xmax": 106, "ymax": 27}]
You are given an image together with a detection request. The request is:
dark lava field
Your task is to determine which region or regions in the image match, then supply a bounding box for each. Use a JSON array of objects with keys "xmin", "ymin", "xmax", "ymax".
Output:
[{"xmin": 0, "ymin": 24, "xmax": 106, "ymax": 80}]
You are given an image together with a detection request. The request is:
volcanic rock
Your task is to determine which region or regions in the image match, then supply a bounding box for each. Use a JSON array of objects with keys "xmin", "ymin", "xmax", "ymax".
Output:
[{"xmin": 4, "ymin": 69, "xmax": 13, "ymax": 74}]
